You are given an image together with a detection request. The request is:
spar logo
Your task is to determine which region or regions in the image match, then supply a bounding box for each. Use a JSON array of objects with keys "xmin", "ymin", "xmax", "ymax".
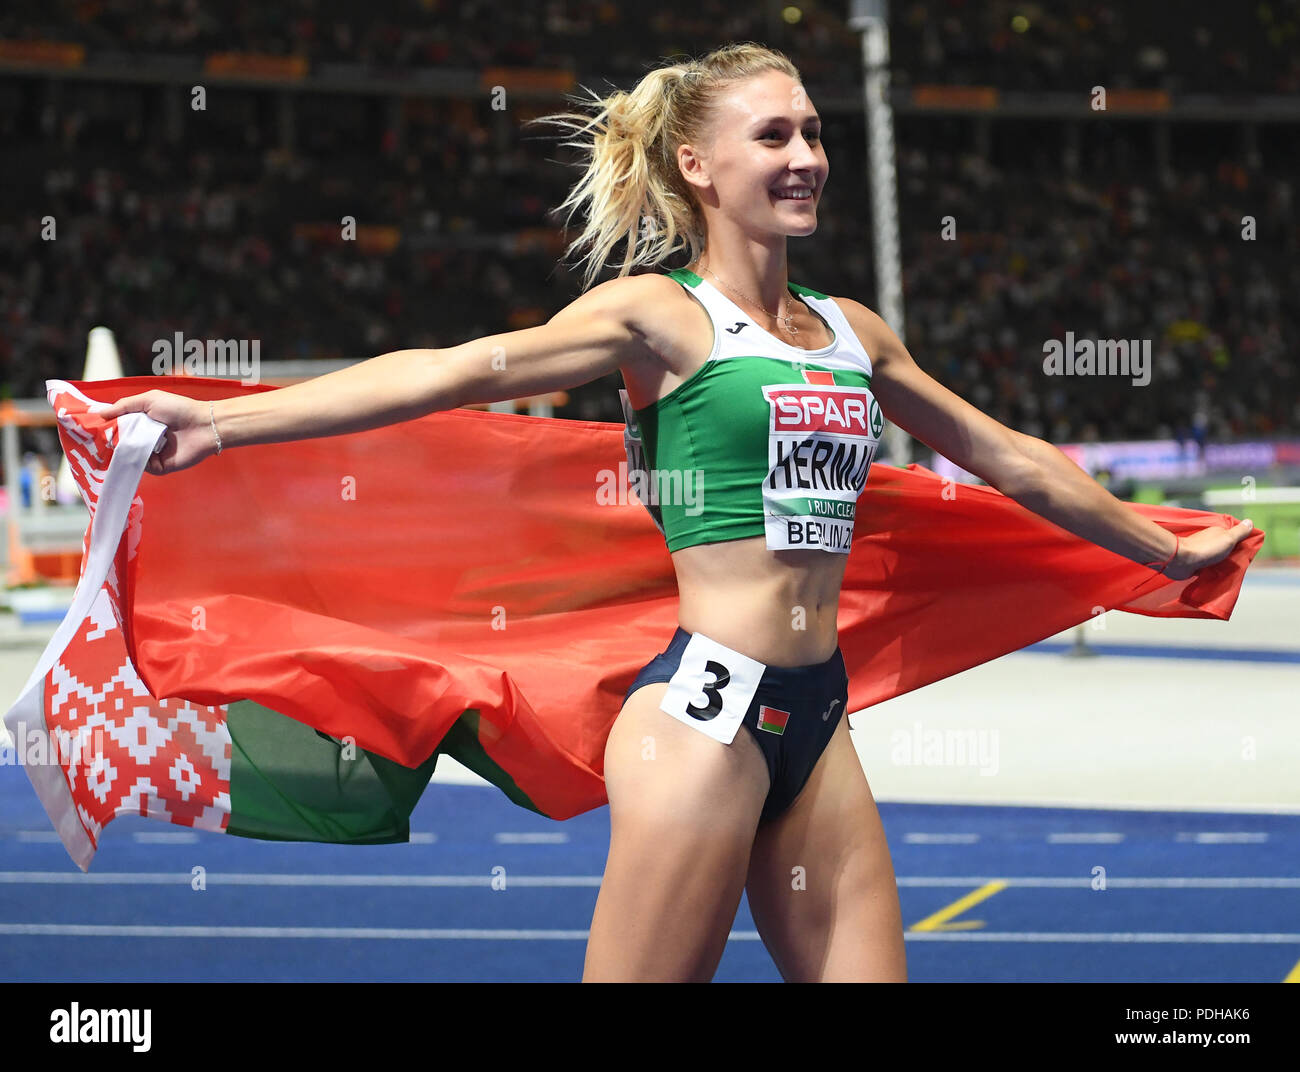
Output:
[
  {"xmin": 768, "ymin": 386, "xmax": 874, "ymax": 436},
  {"xmin": 767, "ymin": 367, "xmax": 883, "ymax": 436}
]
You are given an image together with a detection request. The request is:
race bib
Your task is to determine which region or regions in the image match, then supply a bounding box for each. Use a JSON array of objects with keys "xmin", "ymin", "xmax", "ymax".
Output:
[
  {"xmin": 761, "ymin": 376, "xmax": 882, "ymax": 553},
  {"xmin": 659, "ymin": 632, "xmax": 766, "ymax": 745}
]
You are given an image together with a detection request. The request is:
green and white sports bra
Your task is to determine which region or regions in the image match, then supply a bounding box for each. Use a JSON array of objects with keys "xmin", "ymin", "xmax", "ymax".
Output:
[{"xmin": 620, "ymin": 267, "xmax": 885, "ymax": 554}]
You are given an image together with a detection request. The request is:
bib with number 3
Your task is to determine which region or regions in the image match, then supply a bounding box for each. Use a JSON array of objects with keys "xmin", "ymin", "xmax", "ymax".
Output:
[{"xmin": 659, "ymin": 633, "xmax": 766, "ymax": 745}]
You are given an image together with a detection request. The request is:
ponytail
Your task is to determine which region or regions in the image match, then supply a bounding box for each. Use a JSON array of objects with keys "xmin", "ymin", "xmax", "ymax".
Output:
[{"xmin": 529, "ymin": 42, "xmax": 802, "ymax": 291}]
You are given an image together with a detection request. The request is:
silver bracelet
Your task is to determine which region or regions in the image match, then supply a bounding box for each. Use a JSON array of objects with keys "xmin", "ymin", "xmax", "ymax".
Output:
[{"xmin": 209, "ymin": 400, "xmax": 223, "ymax": 455}]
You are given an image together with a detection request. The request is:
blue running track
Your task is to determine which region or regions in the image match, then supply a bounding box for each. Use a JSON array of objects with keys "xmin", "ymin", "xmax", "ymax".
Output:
[{"xmin": 2, "ymin": 763, "xmax": 1297, "ymax": 982}]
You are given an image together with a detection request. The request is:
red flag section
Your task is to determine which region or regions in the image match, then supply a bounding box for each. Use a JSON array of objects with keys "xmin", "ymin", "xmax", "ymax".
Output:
[{"xmin": 4, "ymin": 375, "xmax": 1264, "ymax": 870}]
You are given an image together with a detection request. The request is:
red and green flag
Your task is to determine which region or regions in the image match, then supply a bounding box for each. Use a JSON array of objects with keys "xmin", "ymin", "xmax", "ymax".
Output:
[
  {"xmin": 4, "ymin": 375, "xmax": 1263, "ymax": 871},
  {"xmin": 757, "ymin": 706, "xmax": 791, "ymax": 735}
]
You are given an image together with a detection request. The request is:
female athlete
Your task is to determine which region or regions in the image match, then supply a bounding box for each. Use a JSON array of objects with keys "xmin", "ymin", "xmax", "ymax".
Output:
[{"xmin": 98, "ymin": 42, "xmax": 1254, "ymax": 982}]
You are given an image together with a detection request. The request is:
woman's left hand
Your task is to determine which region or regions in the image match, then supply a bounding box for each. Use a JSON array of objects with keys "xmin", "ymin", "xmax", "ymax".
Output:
[{"xmin": 1163, "ymin": 519, "xmax": 1255, "ymax": 581}]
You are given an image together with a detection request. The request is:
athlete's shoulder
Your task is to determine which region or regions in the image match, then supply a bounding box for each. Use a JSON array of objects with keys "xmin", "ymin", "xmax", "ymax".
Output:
[
  {"xmin": 823, "ymin": 294, "xmax": 881, "ymax": 336},
  {"xmin": 561, "ymin": 271, "xmax": 704, "ymax": 373},
  {"xmin": 578, "ymin": 271, "xmax": 704, "ymax": 348},
  {"xmin": 572, "ymin": 271, "xmax": 691, "ymax": 322},
  {"xmin": 823, "ymin": 295, "xmax": 899, "ymax": 358}
]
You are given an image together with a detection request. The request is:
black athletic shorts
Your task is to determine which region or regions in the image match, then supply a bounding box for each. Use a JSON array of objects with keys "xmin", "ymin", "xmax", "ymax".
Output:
[{"xmin": 622, "ymin": 626, "xmax": 849, "ymax": 824}]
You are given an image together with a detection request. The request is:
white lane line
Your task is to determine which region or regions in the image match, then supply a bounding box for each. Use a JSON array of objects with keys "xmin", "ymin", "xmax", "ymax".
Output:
[
  {"xmin": 0, "ymin": 924, "xmax": 599, "ymax": 940},
  {"xmin": 904, "ymin": 932, "xmax": 1300, "ymax": 944},
  {"xmin": 4, "ymin": 872, "xmax": 1296, "ymax": 888},
  {"xmin": 0, "ymin": 872, "xmax": 604, "ymax": 886},
  {"xmin": 904, "ymin": 833, "xmax": 980, "ymax": 844},
  {"xmin": 1175, "ymin": 832, "xmax": 1269, "ymax": 844},
  {"xmin": 5, "ymin": 830, "xmax": 1270, "ymax": 846},
  {"xmin": 0, "ymin": 923, "xmax": 1296, "ymax": 944},
  {"xmin": 1046, "ymin": 833, "xmax": 1125, "ymax": 844},
  {"xmin": 493, "ymin": 833, "xmax": 569, "ymax": 844},
  {"xmin": 893, "ymin": 877, "xmax": 1300, "ymax": 888}
]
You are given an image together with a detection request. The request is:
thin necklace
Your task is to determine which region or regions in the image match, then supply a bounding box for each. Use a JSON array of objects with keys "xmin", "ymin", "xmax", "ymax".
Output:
[{"xmin": 698, "ymin": 263, "xmax": 799, "ymax": 337}]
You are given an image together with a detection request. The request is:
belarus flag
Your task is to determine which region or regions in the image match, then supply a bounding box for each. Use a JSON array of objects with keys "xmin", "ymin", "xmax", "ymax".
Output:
[
  {"xmin": 757, "ymin": 706, "xmax": 791, "ymax": 735},
  {"xmin": 4, "ymin": 375, "xmax": 1263, "ymax": 871}
]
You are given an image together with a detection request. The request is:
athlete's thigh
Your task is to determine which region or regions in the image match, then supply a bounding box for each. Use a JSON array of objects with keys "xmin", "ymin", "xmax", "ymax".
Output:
[
  {"xmin": 583, "ymin": 680, "xmax": 771, "ymax": 982},
  {"xmin": 744, "ymin": 715, "xmax": 907, "ymax": 982}
]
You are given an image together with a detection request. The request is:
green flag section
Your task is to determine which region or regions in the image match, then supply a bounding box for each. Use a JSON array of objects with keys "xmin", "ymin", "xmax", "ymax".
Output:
[
  {"xmin": 225, "ymin": 698, "xmax": 441, "ymax": 845},
  {"xmin": 226, "ymin": 702, "xmax": 541, "ymax": 845}
]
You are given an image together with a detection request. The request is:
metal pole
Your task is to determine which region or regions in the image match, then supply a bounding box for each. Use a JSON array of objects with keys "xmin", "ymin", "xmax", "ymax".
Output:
[{"xmin": 849, "ymin": 0, "xmax": 911, "ymax": 466}]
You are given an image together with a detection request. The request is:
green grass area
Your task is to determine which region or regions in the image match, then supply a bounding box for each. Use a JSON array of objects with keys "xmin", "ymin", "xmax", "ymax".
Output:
[
  {"xmin": 1225, "ymin": 502, "xmax": 1300, "ymax": 558},
  {"xmin": 1137, "ymin": 484, "xmax": 1300, "ymax": 559}
]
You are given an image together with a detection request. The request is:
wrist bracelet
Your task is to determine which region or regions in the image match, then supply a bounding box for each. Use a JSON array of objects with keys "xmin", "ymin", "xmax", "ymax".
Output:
[
  {"xmin": 1142, "ymin": 534, "xmax": 1179, "ymax": 574},
  {"xmin": 210, "ymin": 400, "xmax": 223, "ymax": 455}
]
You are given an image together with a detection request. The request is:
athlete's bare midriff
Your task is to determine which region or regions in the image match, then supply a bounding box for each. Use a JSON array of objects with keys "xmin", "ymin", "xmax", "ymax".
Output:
[{"xmin": 618, "ymin": 272, "xmax": 852, "ymax": 668}]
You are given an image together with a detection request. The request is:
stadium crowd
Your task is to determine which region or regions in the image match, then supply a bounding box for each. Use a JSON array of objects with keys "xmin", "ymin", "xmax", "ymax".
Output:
[
  {"xmin": 2, "ymin": 0, "xmax": 1297, "ymax": 93},
  {"xmin": 1, "ymin": 2, "xmax": 1297, "ymax": 451}
]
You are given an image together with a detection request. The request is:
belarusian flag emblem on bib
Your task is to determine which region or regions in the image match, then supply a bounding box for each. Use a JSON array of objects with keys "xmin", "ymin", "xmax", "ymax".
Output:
[
  {"xmin": 802, "ymin": 369, "xmax": 836, "ymax": 386},
  {"xmin": 757, "ymin": 705, "xmax": 791, "ymax": 734}
]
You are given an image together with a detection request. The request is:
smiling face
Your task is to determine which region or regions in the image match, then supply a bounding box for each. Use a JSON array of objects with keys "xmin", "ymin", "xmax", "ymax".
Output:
[{"xmin": 677, "ymin": 69, "xmax": 828, "ymax": 241}]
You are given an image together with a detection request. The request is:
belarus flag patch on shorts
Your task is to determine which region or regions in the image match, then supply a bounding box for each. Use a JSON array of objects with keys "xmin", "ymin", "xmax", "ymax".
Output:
[{"xmin": 757, "ymin": 705, "xmax": 791, "ymax": 735}]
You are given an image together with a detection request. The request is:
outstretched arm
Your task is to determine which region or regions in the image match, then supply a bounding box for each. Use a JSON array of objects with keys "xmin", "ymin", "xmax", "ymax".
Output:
[
  {"xmin": 838, "ymin": 298, "xmax": 1252, "ymax": 582},
  {"xmin": 98, "ymin": 276, "xmax": 660, "ymax": 474}
]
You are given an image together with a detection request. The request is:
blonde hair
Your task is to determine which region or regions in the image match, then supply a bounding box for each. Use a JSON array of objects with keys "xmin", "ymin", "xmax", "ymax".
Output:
[{"xmin": 529, "ymin": 42, "xmax": 802, "ymax": 291}]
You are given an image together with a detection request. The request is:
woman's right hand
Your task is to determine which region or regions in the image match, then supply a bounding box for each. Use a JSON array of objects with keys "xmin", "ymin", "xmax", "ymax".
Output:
[{"xmin": 96, "ymin": 391, "xmax": 218, "ymax": 476}]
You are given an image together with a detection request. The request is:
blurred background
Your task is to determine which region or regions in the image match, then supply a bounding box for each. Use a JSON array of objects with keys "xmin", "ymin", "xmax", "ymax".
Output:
[
  {"xmin": 0, "ymin": 1, "xmax": 1297, "ymax": 983},
  {"xmin": 1, "ymin": 0, "xmax": 1298, "ymax": 566}
]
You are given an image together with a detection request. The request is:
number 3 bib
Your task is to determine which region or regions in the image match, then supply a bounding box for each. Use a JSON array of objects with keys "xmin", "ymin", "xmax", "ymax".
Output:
[{"xmin": 659, "ymin": 632, "xmax": 767, "ymax": 745}]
